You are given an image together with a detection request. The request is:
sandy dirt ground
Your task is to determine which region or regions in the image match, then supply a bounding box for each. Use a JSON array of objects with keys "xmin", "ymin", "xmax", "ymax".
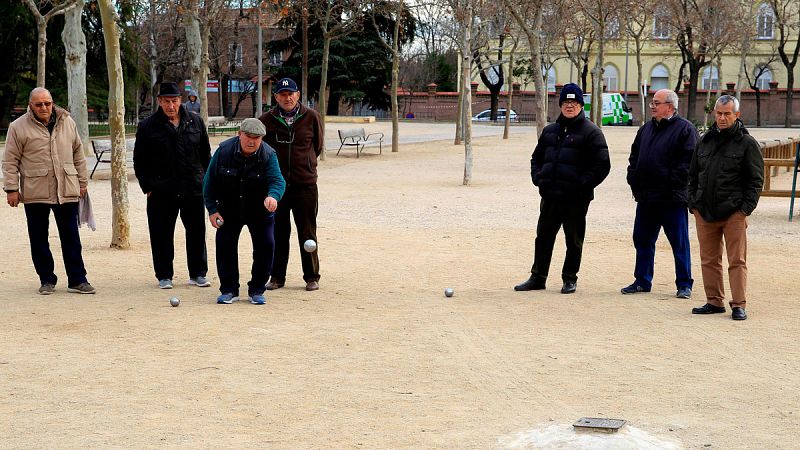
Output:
[{"xmin": 1, "ymin": 123, "xmax": 800, "ymax": 448}]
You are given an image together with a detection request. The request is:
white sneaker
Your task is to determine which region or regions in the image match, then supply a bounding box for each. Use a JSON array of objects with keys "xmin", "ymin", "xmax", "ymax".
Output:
[
  {"xmin": 158, "ymin": 279, "xmax": 173, "ymax": 289},
  {"xmin": 188, "ymin": 276, "xmax": 211, "ymax": 287}
]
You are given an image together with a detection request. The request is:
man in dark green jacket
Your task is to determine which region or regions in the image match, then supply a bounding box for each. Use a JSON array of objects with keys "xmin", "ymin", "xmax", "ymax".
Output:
[
  {"xmin": 688, "ymin": 95, "xmax": 764, "ymax": 321},
  {"xmin": 203, "ymin": 119, "xmax": 285, "ymax": 305}
]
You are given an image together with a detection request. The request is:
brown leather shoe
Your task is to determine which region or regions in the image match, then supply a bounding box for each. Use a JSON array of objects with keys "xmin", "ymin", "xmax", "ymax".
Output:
[
  {"xmin": 305, "ymin": 280, "xmax": 319, "ymax": 291},
  {"xmin": 266, "ymin": 280, "xmax": 284, "ymax": 290}
]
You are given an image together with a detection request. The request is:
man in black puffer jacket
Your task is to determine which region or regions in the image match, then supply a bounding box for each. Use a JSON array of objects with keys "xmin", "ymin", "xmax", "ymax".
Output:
[
  {"xmin": 689, "ymin": 95, "xmax": 763, "ymax": 321},
  {"xmin": 134, "ymin": 82, "xmax": 212, "ymax": 290},
  {"xmin": 622, "ymin": 89, "xmax": 698, "ymax": 299},
  {"xmin": 515, "ymin": 83, "xmax": 610, "ymax": 294}
]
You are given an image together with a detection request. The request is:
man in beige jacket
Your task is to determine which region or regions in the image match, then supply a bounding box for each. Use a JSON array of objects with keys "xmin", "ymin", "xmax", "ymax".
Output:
[{"xmin": 2, "ymin": 87, "xmax": 95, "ymax": 295}]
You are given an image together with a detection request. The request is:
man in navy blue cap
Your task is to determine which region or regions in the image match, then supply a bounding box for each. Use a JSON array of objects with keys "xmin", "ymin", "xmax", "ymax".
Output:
[
  {"xmin": 514, "ymin": 83, "xmax": 610, "ymax": 294},
  {"xmin": 259, "ymin": 78, "xmax": 324, "ymax": 292},
  {"xmin": 134, "ymin": 81, "xmax": 212, "ymax": 290}
]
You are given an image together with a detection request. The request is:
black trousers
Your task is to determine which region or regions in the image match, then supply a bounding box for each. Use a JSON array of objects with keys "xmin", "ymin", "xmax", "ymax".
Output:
[
  {"xmin": 271, "ymin": 184, "xmax": 320, "ymax": 283},
  {"xmin": 146, "ymin": 192, "xmax": 207, "ymax": 281},
  {"xmin": 215, "ymin": 213, "xmax": 275, "ymax": 297},
  {"xmin": 529, "ymin": 197, "xmax": 590, "ymax": 284},
  {"xmin": 24, "ymin": 202, "xmax": 88, "ymax": 287}
]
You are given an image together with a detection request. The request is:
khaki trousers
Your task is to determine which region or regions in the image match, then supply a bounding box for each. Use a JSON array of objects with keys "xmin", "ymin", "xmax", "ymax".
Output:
[{"xmin": 693, "ymin": 211, "xmax": 748, "ymax": 308}]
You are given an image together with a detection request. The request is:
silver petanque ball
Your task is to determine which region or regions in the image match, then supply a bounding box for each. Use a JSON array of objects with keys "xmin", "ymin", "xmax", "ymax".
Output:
[
  {"xmin": 444, "ymin": 288, "xmax": 454, "ymax": 298},
  {"xmin": 303, "ymin": 239, "xmax": 317, "ymax": 253},
  {"xmin": 215, "ymin": 217, "xmax": 224, "ymax": 227},
  {"xmin": 169, "ymin": 296, "xmax": 180, "ymax": 307}
]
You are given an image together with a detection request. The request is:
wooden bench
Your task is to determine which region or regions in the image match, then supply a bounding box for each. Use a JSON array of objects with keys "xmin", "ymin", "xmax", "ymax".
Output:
[
  {"xmin": 90, "ymin": 138, "xmax": 135, "ymax": 179},
  {"xmin": 336, "ymin": 128, "xmax": 384, "ymax": 158},
  {"xmin": 759, "ymin": 138, "xmax": 798, "ymax": 197}
]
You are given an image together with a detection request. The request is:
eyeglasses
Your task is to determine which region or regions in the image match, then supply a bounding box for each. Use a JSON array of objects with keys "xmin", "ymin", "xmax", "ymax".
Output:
[
  {"xmin": 275, "ymin": 131, "xmax": 294, "ymax": 144},
  {"xmin": 32, "ymin": 101, "xmax": 53, "ymax": 108},
  {"xmin": 649, "ymin": 101, "xmax": 671, "ymax": 108},
  {"xmin": 562, "ymin": 100, "xmax": 581, "ymax": 107}
]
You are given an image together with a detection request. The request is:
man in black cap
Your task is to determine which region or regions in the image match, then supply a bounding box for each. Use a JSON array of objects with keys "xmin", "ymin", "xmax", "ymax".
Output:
[
  {"xmin": 134, "ymin": 82, "xmax": 212, "ymax": 290},
  {"xmin": 203, "ymin": 118, "xmax": 285, "ymax": 305},
  {"xmin": 258, "ymin": 77, "xmax": 324, "ymax": 292},
  {"xmin": 514, "ymin": 83, "xmax": 610, "ymax": 294}
]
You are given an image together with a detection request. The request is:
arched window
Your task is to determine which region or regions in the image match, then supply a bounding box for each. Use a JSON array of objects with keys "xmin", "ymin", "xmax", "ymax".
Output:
[
  {"xmin": 650, "ymin": 64, "xmax": 670, "ymax": 91},
  {"xmin": 545, "ymin": 66, "xmax": 556, "ymax": 93},
  {"xmin": 603, "ymin": 65, "xmax": 618, "ymax": 91},
  {"xmin": 755, "ymin": 66, "xmax": 773, "ymax": 90},
  {"xmin": 702, "ymin": 66, "xmax": 719, "ymax": 91},
  {"xmin": 757, "ymin": 4, "xmax": 774, "ymax": 39}
]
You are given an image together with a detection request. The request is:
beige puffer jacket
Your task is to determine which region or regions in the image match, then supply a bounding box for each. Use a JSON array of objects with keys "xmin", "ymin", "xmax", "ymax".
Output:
[{"xmin": 2, "ymin": 106, "xmax": 88, "ymax": 204}]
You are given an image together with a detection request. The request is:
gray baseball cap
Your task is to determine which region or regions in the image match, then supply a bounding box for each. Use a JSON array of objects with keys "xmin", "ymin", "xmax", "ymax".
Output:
[{"xmin": 240, "ymin": 118, "xmax": 266, "ymax": 136}]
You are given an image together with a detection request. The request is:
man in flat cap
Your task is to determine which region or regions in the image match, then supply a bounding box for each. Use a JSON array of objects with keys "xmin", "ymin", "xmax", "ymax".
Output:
[
  {"xmin": 134, "ymin": 81, "xmax": 212, "ymax": 290},
  {"xmin": 203, "ymin": 118, "xmax": 285, "ymax": 305},
  {"xmin": 259, "ymin": 77, "xmax": 324, "ymax": 292}
]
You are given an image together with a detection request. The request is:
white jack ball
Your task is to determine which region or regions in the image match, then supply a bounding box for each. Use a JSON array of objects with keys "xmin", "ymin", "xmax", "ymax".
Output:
[{"xmin": 303, "ymin": 239, "xmax": 317, "ymax": 253}]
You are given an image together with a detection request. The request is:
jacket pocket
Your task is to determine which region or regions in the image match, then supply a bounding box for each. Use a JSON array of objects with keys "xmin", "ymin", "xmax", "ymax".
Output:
[
  {"xmin": 22, "ymin": 168, "xmax": 51, "ymax": 202},
  {"xmin": 63, "ymin": 165, "xmax": 80, "ymax": 198}
]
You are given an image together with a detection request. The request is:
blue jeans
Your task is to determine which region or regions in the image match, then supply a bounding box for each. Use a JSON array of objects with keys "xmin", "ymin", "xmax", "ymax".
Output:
[
  {"xmin": 24, "ymin": 202, "xmax": 88, "ymax": 287},
  {"xmin": 631, "ymin": 203, "xmax": 693, "ymax": 290},
  {"xmin": 215, "ymin": 212, "xmax": 275, "ymax": 297}
]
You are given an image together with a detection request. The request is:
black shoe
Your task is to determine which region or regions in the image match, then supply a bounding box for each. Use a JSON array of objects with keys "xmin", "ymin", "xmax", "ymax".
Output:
[
  {"xmin": 732, "ymin": 307, "xmax": 747, "ymax": 321},
  {"xmin": 691, "ymin": 303, "xmax": 726, "ymax": 314},
  {"xmin": 620, "ymin": 283, "xmax": 650, "ymax": 294},
  {"xmin": 514, "ymin": 276, "xmax": 546, "ymax": 291},
  {"xmin": 561, "ymin": 282, "xmax": 577, "ymax": 294}
]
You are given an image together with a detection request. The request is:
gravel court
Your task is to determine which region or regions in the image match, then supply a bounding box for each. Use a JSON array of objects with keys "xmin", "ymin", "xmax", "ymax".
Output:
[{"xmin": 1, "ymin": 123, "xmax": 799, "ymax": 448}]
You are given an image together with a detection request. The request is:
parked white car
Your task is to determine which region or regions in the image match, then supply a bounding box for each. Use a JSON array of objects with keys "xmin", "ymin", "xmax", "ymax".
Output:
[{"xmin": 472, "ymin": 108, "xmax": 519, "ymax": 122}]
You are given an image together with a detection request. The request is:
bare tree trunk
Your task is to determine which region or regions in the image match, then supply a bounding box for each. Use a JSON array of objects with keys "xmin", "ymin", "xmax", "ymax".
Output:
[
  {"xmin": 454, "ymin": 50, "xmax": 463, "ymax": 145},
  {"xmin": 25, "ymin": 0, "xmax": 78, "ymax": 87},
  {"xmin": 148, "ymin": 0, "xmax": 158, "ymax": 101},
  {"xmin": 97, "ymin": 0, "xmax": 130, "ymax": 249},
  {"xmin": 634, "ymin": 36, "xmax": 644, "ymax": 125},
  {"xmin": 35, "ymin": 17, "xmax": 47, "ymax": 87},
  {"xmin": 318, "ymin": 35, "xmax": 331, "ymax": 161},
  {"xmin": 199, "ymin": 23, "xmax": 210, "ymax": 123},
  {"xmin": 592, "ymin": 33, "xmax": 605, "ymax": 127},
  {"xmin": 530, "ymin": 9, "xmax": 546, "ymax": 138},
  {"xmin": 755, "ymin": 89, "xmax": 762, "ymax": 126},
  {"xmin": 62, "ymin": 0, "xmax": 89, "ymax": 155},
  {"xmin": 184, "ymin": 1, "xmax": 205, "ymax": 121},
  {"xmin": 389, "ymin": 1, "xmax": 401, "ymax": 153},
  {"xmin": 461, "ymin": 6, "xmax": 473, "ymax": 186},
  {"xmin": 736, "ymin": 39, "xmax": 749, "ymax": 100},
  {"xmin": 503, "ymin": 39, "xmax": 518, "ymax": 140},
  {"xmin": 302, "ymin": 4, "xmax": 309, "ymax": 105}
]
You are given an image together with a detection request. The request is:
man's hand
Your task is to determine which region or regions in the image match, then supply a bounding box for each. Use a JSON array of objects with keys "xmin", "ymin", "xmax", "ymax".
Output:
[
  {"xmin": 80, "ymin": 186, "xmax": 87, "ymax": 198},
  {"xmin": 209, "ymin": 212, "xmax": 223, "ymax": 229},
  {"xmin": 146, "ymin": 191, "xmax": 152, "ymax": 198},
  {"xmin": 264, "ymin": 196, "xmax": 278, "ymax": 212},
  {"xmin": 6, "ymin": 191, "xmax": 20, "ymax": 207}
]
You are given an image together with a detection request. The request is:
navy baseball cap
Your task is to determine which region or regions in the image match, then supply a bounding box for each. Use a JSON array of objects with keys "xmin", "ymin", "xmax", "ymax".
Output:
[{"xmin": 274, "ymin": 78, "xmax": 299, "ymax": 93}]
